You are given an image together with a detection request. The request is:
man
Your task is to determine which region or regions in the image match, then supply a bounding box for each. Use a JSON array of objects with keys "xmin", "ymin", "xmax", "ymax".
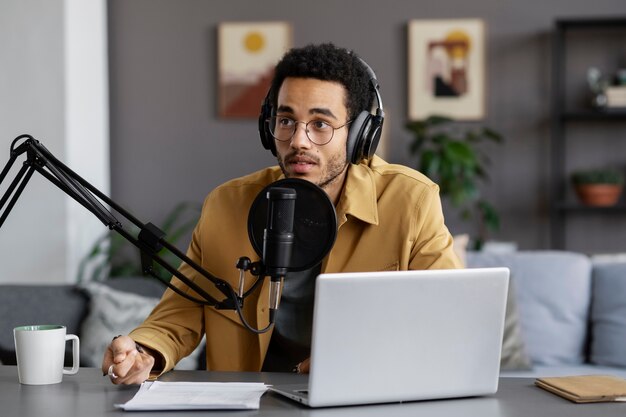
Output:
[{"xmin": 103, "ymin": 43, "xmax": 461, "ymax": 384}]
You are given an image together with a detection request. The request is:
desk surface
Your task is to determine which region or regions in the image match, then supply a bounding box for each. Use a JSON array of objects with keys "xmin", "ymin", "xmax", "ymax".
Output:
[{"xmin": 2, "ymin": 365, "xmax": 626, "ymax": 417}]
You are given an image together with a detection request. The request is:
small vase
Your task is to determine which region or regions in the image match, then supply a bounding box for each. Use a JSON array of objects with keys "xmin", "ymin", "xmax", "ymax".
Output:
[{"xmin": 574, "ymin": 184, "xmax": 623, "ymax": 207}]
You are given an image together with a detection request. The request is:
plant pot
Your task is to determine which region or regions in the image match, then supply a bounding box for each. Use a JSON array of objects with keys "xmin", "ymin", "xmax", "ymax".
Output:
[{"xmin": 574, "ymin": 184, "xmax": 623, "ymax": 207}]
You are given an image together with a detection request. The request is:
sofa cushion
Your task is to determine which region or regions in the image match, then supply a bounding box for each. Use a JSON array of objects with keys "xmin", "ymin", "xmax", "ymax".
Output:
[
  {"xmin": 499, "ymin": 279, "xmax": 532, "ymax": 370},
  {"xmin": 79, "ymin": 281, "xmax": 203, "ymax": 370},
  {"xmin": 101, "ymin": 276, "xmax": 167, "ymax": 299},
  {"xmin": 453, "ymin": 234, "xmax": 470, "ymax": 267},
  {"xmin": 79, "ymin": 282, "xmax": 161, "ymax": 367},
  {"xmin": 467, "ymin": 251, "xmax": 592, "ymax": 366},
  {"xmin": 590, "ymin": 261, "xmax": 626, "ymax": 368},
  {"xmin": 0, "ymin": 285, "xmax": 89, "ymax": 365}
]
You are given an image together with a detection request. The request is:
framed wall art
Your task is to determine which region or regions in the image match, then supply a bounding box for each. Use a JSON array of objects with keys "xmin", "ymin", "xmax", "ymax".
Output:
[
  {"xmin": 408, "ymin": 19, "xmax": 486, "ymax": 120},
  {"xmin": 218, "ymin": 21, "xmax": 292, "ymax": 118}
]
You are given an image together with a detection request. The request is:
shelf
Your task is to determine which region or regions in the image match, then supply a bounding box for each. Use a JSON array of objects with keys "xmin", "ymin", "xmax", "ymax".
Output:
[
  {"xmin": 555, "ymin": 203, "xmax": 626, "ymax": 213},
  {"xmin": 551, "ymin": 17, "xmax": 626, "ymax": 249},
  {"xmin": 556, "ymin": 17, "xmax": 626, "ymax": 30},
  {"xmin": 560, "ymin": 110, "xmax": 626, "ymax": 121}
]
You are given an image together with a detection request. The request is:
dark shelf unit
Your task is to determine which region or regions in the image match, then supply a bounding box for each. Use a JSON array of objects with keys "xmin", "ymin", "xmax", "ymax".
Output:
[
  {"xmin": 555, "ymin": 203, "xmax": 626, "ymax": 213},
  {"xmin": 561, "ymin": 110, "xmax": 626, "ymax": 121},
  {"xmin": 551, "ymin": 17, "xmax": 626, "ymax": 249}
]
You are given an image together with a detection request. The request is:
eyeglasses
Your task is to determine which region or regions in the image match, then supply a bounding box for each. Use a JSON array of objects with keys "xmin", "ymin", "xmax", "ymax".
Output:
[{"xmin": 266, "ymin": 116, "xmax": 352, "ymax": 146}]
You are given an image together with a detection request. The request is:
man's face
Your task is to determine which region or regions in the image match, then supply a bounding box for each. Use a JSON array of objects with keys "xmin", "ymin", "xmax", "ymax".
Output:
[{"xmin": 274, "ymin": 77, "xmax": 350, "ymax": 203}]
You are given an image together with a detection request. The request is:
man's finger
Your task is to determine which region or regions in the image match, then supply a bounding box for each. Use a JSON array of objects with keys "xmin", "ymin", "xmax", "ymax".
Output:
[
  {"xmin": 112, "ymin": 349, "xmax": 138, "ymax": 379},
  {"xmin": 111, "ymin": 336, "xmax": 136, "ymax": 363},
  {"xmin": 299, "ymin": 358, "xmax": 311, "ymax": 374},
  {"xmin": 111, "ymin": 351, "xmax": 154, "ymax": 385}
]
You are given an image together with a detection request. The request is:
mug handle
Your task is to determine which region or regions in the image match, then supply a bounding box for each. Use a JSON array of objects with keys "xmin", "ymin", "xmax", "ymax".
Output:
[{"xmin": 63, "ymin": 334, "xmax": 80, "ymax": 375}]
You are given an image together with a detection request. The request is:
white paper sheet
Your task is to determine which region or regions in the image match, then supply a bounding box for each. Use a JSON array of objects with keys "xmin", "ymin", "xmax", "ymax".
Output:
[{"xmin": 115, "ymin": 381, "xmax": 270, "ymax": 410}]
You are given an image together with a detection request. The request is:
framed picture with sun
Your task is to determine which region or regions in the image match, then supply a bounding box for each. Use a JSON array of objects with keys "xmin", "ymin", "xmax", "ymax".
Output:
[
  {"xmin": 218, "ymin": 22, "xmax": 292, "ymax": 118},
  {"xmin": 408, "ymin": 19, "xmax": 486, "ymax": 121}
]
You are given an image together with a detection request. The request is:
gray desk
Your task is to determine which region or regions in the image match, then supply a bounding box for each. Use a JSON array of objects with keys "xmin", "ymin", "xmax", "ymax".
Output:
[{"xmin": 1, "ymin": 365, "xmax": 625, "ymax": 416}]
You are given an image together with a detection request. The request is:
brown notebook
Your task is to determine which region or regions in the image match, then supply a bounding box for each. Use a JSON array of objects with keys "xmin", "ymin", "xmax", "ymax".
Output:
[{"xmin": 535, "ymin": 375, "xmax": 626, "ymax": 403}]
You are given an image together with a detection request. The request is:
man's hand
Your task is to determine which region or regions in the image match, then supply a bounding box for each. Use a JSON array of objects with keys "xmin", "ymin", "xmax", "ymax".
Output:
[
  {"xmin": 101, "ymin": 335, "xmax": 155, "ymax": 385},
  {"xmin": 297, "ymin": 357, "xmax": 311, "ymax": 374}
]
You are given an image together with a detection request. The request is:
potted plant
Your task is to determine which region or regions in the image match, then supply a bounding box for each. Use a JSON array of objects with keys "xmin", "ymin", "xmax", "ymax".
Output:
[
  {"xmin": 571, "ymin": 168, "xmax": 624, "ymax": 207},
  {"xmin": 406, "ymin": 115, "xmax": 503, "ymax": 250}
]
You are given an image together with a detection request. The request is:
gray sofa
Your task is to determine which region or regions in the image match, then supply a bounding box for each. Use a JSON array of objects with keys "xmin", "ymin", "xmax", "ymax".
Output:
[
  {"xmin": 0, "ymin": 277, "xmax": 187, "ymax": 367},
  {"xmin": 3, "ymin": 251, "xmax": 626, "ymax": 379},
  {"xmin": 468, "ymin": 250, "xmax": 626, "ymax": 378}
]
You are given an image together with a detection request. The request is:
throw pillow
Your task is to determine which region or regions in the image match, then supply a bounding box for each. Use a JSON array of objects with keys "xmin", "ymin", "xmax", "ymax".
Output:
[
  {"xmin": 464, "ymin": 251, "xmax": 532, "ymax": 370},
  {"xmin": 591, "ymin": 253, "xmax": 626, "ymax": 264},
  {"xmin": 452, "ymin": 234, "xmax": 470, "ymax": 267},
  {"xmin": 467, "ymin": 251, "xmax": 592, "ymax": 367},
  {"xmin": 499, "ymin": 276, "xmax": 533, "ymax": 371},
  {"xmin": 79, "ymin": 282, "xmax": 203, "ymax": 370},
  {"xmin": 590, "ymin": 261, "xmax": 626, "ymax": 367}
]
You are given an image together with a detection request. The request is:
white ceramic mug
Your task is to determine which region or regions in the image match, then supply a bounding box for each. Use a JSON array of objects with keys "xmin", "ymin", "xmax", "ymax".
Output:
[{"xmin": 13, "ymin": 325, "xmax": 80, "ymax": 385}]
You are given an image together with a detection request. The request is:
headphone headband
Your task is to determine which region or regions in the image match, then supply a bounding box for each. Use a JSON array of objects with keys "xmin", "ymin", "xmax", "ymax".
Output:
[{"xmin": 357, "ymin": 57, "xmax": 385, "ymax": 117}]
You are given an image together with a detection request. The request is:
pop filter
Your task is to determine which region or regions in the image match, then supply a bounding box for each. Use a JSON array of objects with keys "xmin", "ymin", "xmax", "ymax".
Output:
[{"xmin": 248, "ymin": 178, "xmax": 337, "ymax": 272}]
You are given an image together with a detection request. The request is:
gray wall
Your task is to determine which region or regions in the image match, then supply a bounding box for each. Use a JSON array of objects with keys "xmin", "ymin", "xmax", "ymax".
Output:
[
  {"xmin": 0, "ymin": 1, "xmax": 66, "ymax": 283},
  {"xmin": 108, "ymin": 0, "xmax": 626, "ymax": 254},
  {"xmin": 0, "ymin": 0, "xmax": 109, "ymax": 284}
]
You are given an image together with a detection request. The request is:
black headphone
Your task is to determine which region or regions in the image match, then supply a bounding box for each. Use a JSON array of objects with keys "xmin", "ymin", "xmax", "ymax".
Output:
[{"xmin": 258, "ymin": 57, "xmax": 385, "ymax": 165}]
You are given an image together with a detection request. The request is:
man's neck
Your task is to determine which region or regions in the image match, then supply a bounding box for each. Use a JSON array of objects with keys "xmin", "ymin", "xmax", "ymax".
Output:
[{"xmin": 323, "ymin": 166, "xmax": 349, "ymax": 206}]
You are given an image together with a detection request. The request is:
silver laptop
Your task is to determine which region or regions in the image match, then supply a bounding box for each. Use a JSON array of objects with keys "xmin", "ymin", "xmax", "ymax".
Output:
[{"xmin": 270, "ymin": 267, "xmax": 510, "ymax": 408}]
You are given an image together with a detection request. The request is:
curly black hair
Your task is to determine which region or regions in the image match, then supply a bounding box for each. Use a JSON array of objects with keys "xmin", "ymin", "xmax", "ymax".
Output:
[{"xmin": 269, "ymin": 43, "xmax": 374, "ymax": 120}]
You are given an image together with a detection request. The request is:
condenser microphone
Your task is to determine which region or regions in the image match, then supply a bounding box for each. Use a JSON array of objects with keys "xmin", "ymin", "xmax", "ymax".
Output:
[
  {"xmin": 263, "ymin": 187, "xmax": 296, "ymax": 322},
  {"xmin": 248, "ymin": 178, "xmax": 338, "ymax": 325}
]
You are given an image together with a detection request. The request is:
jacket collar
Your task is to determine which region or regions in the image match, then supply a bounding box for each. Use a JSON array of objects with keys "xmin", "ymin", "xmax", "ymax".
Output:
[
  {"xmin": 270, "ymin": 158, "xmax": 380, "ymax": 226},
  {"xmin": 336, "ymin": 160, "xmax": 379, "ymax": 226}
]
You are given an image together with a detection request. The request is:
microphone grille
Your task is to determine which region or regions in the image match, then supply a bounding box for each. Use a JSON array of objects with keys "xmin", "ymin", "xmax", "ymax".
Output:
[{"xmin": 267, "ymin": 187, "xmax": 296, "ymax": 233}]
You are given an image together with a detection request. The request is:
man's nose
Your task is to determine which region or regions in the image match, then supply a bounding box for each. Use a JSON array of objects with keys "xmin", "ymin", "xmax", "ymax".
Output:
[{"xmin": 290, "ymin": 122, "xmax": 312, "ymax": 149}]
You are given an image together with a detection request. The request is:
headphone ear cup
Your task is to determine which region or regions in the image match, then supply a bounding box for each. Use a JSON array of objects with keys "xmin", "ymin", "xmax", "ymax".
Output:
[
  {"xmin": 346, "ymin": 111, "xmax": 371, "ymax": 164},
  {"xmin": 362, "ymin": 115, "xmax": 384, "ymax": 160},
  {"xmin": 258, "ymin": 99, "xmax": 276, "ymax": 156}
]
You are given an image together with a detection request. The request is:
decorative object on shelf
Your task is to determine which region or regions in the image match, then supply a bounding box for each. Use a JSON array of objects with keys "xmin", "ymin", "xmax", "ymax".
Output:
[
  {"xmin": 587, "ymin": 67, "xmax": 626, "ymax": 109},
  {"xmin": 617, "ymin": 68, "xmax": 626, "ymax": 85},
  {"xmin": 406, "ymin": 115, "xmax": 503, "ymax": 249},
  {"xmin": 587, "ymin": 67, "xmax": 609, "ymax": 109},
  {"xmin": 571, "ymin": 168, "xmax": 625, "ymax": 207},
  {"xmin": 605, "ymin": 85, "xmax": 626, "ymax": 108},
  {"xmin": 407, "ymin": 19, "xmax": 486, "ymax": 121},
  {"xmin": 217, "ymin": 21, "xmax": 292, "ymax": 118}
]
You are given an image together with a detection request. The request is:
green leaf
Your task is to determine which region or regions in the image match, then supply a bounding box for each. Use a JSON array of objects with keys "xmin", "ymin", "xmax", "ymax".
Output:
[
  {"xmin": 420, "ymin": 150, "xmax": 440, "ymax": 179},
  {"xmin": 477, "ymin": 200, "xmax": 500, "ymax": 232},
  {"xmin": 432, "ymin": 132, "xmax": 451, "ymax": 145},
  {"xmin": 405, "ymin": 115, "xmax": 504, "ymax": 246},
  {"xmin": 405, "ymin": 121, "xmax": 426, "ymax": 138},
  {"xmin": 443, "ymin": 141, "xmax": 476, "ymax": 167},
  {"xmin": 425, "ymin": 115, "xmax": 453, "ymax": 126},
  {"xmin": 482, "ymin": 128, "xmax": 504, "ymax": 143},
  {"xmin": 409, "ymin": 136, "xmax": 426, "ymax": 154},
  {"xmin": 475, "ymin": 165, "xmax": 488, "ymax": 180},
  {"xmin": 464, "ymin": 131, "xmax": 481, "ymax": 143}
]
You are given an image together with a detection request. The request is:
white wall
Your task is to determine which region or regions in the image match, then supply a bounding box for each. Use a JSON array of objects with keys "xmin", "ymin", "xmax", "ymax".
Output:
[{"xmin": 0, "ymin": 0, "xmax": 109, "ymax": 284}]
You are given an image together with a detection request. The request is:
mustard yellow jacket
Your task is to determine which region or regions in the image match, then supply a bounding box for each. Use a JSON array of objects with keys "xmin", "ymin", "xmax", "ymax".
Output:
[{"xmin": 130, "ymin": 156, "xmax": 461, "ymax": 372}]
